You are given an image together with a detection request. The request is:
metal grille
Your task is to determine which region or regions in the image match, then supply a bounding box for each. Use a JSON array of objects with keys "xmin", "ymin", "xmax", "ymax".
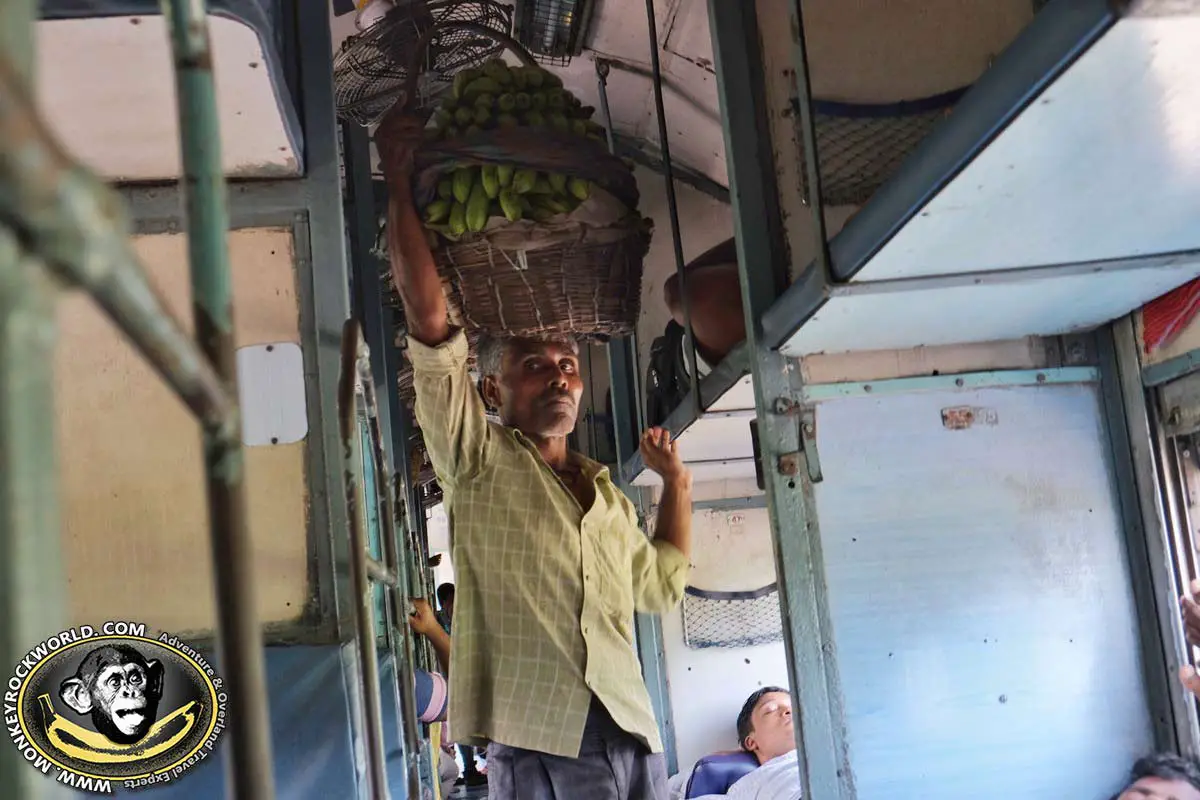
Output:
[
  {"xmin": 802, "ymin": 91, "xmax": 965, "ymax": 207},
  {"xmin": 512, "ymin": 0, "xmax": 593, "ymax": 66},
  {"xmin": 681, "ymin": 585, "xmax": 783, "ymax": 650},
  {"xmin": 333, "ymin": 0, "xmax": 514, "ymax": 126}
]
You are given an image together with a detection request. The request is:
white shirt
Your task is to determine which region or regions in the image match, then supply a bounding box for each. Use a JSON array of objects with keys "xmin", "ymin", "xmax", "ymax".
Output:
[{"xmin": 694, "ymin": 750, "xmax": 802, "ymax": 800}]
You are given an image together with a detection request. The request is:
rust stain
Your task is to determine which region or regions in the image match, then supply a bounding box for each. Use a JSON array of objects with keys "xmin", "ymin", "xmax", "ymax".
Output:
[{"xmin": 941, "ymin": 406, "xmax": 999, "ymax": 430}]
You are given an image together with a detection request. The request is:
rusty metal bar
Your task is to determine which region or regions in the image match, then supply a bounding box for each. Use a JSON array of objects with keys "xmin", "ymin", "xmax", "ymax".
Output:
[
  {"xmin": 340, "ymin": 321, "xmax": 391, "ymax": 800},
  {"xmin": 159, "ymin": 1, "xmax": 275, "ymax": 796}
]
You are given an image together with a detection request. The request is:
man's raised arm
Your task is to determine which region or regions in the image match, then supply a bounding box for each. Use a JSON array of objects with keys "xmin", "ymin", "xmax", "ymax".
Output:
[{"xmin": 377, "ymin": 110, "xmax": 450, "ymax": 347}]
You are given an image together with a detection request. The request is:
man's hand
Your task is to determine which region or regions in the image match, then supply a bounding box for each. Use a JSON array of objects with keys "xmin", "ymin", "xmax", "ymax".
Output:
[
  {"xmin": 374, "ymin": 105, "xmax": 426, "ymax": 186},
  {"xmin": 640, "ymin": 427, "xmax": 691, "ymax": 485},
  {"xmin": 409, "ymin": 598, "xmax": 441, "ymax": 638},
  {"xmin": 1179, "ymin": 580, "xmax": 1200, "ymax": 698}
]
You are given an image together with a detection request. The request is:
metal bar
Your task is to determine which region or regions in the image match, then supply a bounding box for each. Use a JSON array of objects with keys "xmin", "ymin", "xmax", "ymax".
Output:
[
  {"xmin": 367, "ymin": 557, "xmax": 399, "ymax": 588},
  {"xmin": 689, "ymin": 495, "xmax": 769, "ymax": 511},
  {"xmin": 0, "ymin": 58, "xmax": 237, "ymax": 435},
  {"xmin": 595, "ymin": 60, "xmax": 647, "ymax": 449},
  {"xmin": 1145, "ymin": 348, "xmax": 1200, "ymax": 388},
  {"xmin": 708, "ymin": 0, "xmax": 850, "ymax": 797},
  {"xmin": 641, "ymin": 0, "xmax": 701, "ymax": 420},
  {"xmin": 0, "ymin": 233, "xmax": 70, "ymax": 800},
  {"xmin": 787, "ymin": 0, "xmax": 831, "ymax": 284},
  {"xmin": 355, "ymin": 326, "xmax": 424, "ymax": 800},
  {"xmin": 159, "ymin": 2, "xmax": 276, "ymax": 796},
  {"xmin": 634, "ymin": 611, "xmax": 678, "ymax": 774},
  {"xmin": 800, "ymin": 367, "xmax": 1099, "ymax": 402},
  {"xmin": 122, "ymin": 181, "xmax": 315, "ymax": 232},
  {"xmin": 294, "ymin": 6, "xmax": 355, "ymax": 634},
  {"xmin": 1100, "ymin": 320, "xmax": 1198, "ymax": 754},
  {"xmin": 339, "ymin": 324, "xmax": 390, "ymax": 800},
  {"xmin": 0, "ymin": 6, "xmax": 67, "ymax": 796}
]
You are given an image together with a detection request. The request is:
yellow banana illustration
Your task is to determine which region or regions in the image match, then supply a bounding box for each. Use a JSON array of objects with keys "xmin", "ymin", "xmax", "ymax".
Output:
[{"xmin": 39, "ymin": 695, "xmax": 199, "ymax": 765}]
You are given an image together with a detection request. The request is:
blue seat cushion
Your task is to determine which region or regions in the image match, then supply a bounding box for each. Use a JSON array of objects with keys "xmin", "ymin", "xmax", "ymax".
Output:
[{"xmin": 685, "ymin": 751, "xmax": 760, "ymax": 797}]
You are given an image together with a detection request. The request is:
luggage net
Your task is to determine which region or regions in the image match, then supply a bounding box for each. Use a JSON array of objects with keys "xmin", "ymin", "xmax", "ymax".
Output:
[{"xmin": 682, "ymin": 584, "xmax": 783, "ymax": 650}]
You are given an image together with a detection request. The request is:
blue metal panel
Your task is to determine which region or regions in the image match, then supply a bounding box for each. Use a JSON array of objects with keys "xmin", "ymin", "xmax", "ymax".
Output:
[
  {"xmin": 813, "ymin": 383, "xmax": 1154, "ymax": 799},
  {"xmin": 801, "ymin": 367, "xmax": 1098, "ymax": 403},
  {"xmin": 81, "ymin": 646, "xmax": 360, "ymax": 800}
]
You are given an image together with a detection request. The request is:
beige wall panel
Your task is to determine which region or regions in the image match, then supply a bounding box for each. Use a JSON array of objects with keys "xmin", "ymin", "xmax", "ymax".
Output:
[
  {"xmin": 801, "ymin": 337, "xmax": 1051, "ymax": 384},
  {"xmin": 55, "ymin": 230, "xmax": 309, "ymax": 634},
  {"xmin": 803, "ymin": 0, "xmax": 1034, "ymax": 102}
]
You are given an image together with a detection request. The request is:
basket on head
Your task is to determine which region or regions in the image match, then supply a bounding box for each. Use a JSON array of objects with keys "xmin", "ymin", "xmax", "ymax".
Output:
[
  {"xmin": 334, "ymin": 0, "xmax": 514, "ymax": 126},
  {"xmin": 376, "ymin": 23, "xmax": 650, "ymax": 346}
]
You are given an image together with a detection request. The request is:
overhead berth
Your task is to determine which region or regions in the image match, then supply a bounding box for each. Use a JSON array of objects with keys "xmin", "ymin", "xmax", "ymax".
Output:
[
  {"xmin": 38, "ymin": 1, "xmax": 302, "ymax": 181},
  {"xmin": 763, "ymin": 0, "xmax": 1200, "ymax": 356},
  {"xmin": 623, "ymin": 0, "xmax": 1200, "ymax": 486}
]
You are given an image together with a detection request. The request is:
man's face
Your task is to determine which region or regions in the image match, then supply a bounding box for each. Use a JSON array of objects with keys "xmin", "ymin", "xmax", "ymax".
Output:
[
  {"xmin": 483, "ymin": 340, "xmax": 583, "ymax": 438},
  {"xmin": 744, "ymin": 692, "xmax": 796, "ymax": 765},
  {"xmin": 1119, "ymin": 777, "xmax": 1200, "ymax": 800}
]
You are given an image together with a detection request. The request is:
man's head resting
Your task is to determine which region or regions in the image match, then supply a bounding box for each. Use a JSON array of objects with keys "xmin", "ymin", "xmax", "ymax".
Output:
[
  {"xmin": 436, "ymin": 583, "xmax": 455, "ymax": 616},
  {"xmin": 476, "ymin": 334, "xmax": 582, "ymax": 439},
  {"xmin": 736, "ymin": 687, "xmax": 795, "ymax": 766},
  {"xmin": 1113, "ymin": 753, "xmax": 1200, "ymax": 800}
]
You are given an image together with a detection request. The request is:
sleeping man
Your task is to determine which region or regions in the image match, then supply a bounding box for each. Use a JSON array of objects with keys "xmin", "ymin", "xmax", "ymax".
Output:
[{"xmin": 693, "ymin": 687, "xmax": 801, "ymax": 800}]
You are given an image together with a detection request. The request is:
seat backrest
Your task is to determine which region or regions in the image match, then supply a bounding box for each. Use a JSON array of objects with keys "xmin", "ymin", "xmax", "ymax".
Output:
[{"xmin": 685, "ymin": 751, "xmax": 760, "ymax": 798}]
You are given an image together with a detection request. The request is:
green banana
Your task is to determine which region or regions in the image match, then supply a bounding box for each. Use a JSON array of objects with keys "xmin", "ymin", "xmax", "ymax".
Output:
[
  {"xmin": 437, "ymin": 179, "xmax": 454, "ymax": 200},
  {"xmin": 498, "ymin": 189, "xmax": 523, "ymax": 222},
  {"xmin": 454, "ymin": 106, "xmax": 473, "ymax": 125},
  {"xmin": 464, "ymin": 77, "xmax": 503, "ymax": 98},
  {"xmin": 549, "ymin": 112, "xmax": 569, "ymax": 133},
  {"xmin": 548, "ymin": 173, "xmax": 568, "ymax": 194},
  {"xmin": 481, "ymin": 165, "xmax": 501, "ymax": 199},
  {"xmin": 530, "ymin": 176, "xmax": 553, "ymax": 194},
  {"xmin": 482, "ymin": 59, "xmax": 512, "ymax": 85},
  {"xmin": 452, "ymin": 168, "xmax": 475, "ymax": 204},
  {"xmin": 498, "ymin": 93, "xmax": 516, "ymax": 113},
  {"xmin": 452, "ymin": 69, "xmax": 478, "ymax": 99},
  {"xmin": 465, "ymin": 124, "xmax": 483, "ymax": 136},
  {"xmin": 474, "ymin": 92, "xmax": 495, "ymax": 108},
  {"xmin": 497, "ymin": 165, "xmax": 515, "ymax": 187},
  {"xmin": 448, "ymin": 202, "xmax": 467, "ymax": 236},
  {"xmin": 496, "ymin": 113, "xmax": 519, "ymax": 129},
  {"xmin": 571, "ymin": 119, "xmax": 589, "ymax": 137},
  {"xmin": 473, "ymin": 105, "xmax": 491, "ymax": 125},
  {"xmin": 424, "ymin": 199, "xmax": 451, "ymax": 223},
  {"xmin": 525, "ymin": 68, "xmax": 545, "ymax": 89},
  {"xmin": 512, "ymin": 67, "xmax": 529, "ymax": 90},
  {"xmin": 530, "ymin": 92, "xmax": 547, "ymax": 111},
  {"xmin": 465, "ymin": 181, "xmax": 490, "ymax": 233},
  {"xmin": 568, "ymin": 178, "xmax": 592, "ymax": 201},
  {"xmin": 512, "ymin": 168, "xmax": 538, "ymax": 194},
  {"xmin": 547, "ymin": 90, "xmax": 566, "ymax": 110},
  {"xmin": 524, "ymin": 110, "xmax": 546, "ymax": 128},
  {"xmin": 514, "ymin": 93, "xmax": 532, "ymax": 111}
]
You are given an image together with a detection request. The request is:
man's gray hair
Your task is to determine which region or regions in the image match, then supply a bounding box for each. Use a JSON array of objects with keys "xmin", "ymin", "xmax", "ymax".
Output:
[{"xmin": 476, "ymin": 334, "xmax": 581, "ymax": 377}]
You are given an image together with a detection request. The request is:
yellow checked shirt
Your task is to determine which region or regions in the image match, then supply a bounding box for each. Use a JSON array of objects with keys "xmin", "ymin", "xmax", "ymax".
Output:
[{"xmin": 408, "ymin": 329, "xmax": 690, "ymax": 759}]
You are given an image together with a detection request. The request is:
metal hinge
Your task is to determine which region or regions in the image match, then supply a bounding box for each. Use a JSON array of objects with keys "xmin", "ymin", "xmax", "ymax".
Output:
[{"xmin": 758, "ymin": 401, "xmax": 823, "ymax": 484}]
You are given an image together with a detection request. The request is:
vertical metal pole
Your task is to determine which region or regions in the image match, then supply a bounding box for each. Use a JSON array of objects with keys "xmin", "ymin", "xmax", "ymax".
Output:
[
  {"xmin": 0, "ymin": 6, "xmax": 67, "ymax": 797},
  {"xmin": 596, "ymin": 60, "xmax": 647, "ymax": 463},
  {"xmin": 341, "ymin": 324, "xmax": 390, "ymax": 800},
  {"xmin": 787, "ymin": 0, "xmax": 831, "ymax": 283},
  {"xmin": 0, "ymin": 234, "xmax": 69, "ymax": 800},
  {"xmin": 708, "ymin": 0, "xmax": 850, "ymax": 797},
  {"xmin": 639, "ymin": 10, "xmax": 701, "ymax": 418},
  {"xmin": 360, "ymin": 348, "xmax": 423, "ymax": 800},
  {"xmin": 159, "ymin": 2, "xmax": 275, "ymax": 797},
  {"xmin": 1099, "ymin": 320, "xmax": 1198, "ymax": 754}
]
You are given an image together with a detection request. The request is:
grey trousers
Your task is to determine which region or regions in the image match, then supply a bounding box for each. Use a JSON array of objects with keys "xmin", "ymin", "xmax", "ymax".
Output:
[{"xmin": 486, "ymin": 699, "xmax": 668, "ymax": 800}]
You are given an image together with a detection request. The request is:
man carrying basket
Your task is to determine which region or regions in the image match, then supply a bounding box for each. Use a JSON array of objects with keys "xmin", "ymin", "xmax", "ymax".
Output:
[{"xmin": 378, "ymin": 109, "xmax": 694, "ymax": 800}]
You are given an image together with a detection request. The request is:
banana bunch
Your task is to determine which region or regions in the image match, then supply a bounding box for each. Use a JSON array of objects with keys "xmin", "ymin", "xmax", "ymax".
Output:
[{"xmin": 419, "ymin": 58, "xmax": 616, "ymax": 242}]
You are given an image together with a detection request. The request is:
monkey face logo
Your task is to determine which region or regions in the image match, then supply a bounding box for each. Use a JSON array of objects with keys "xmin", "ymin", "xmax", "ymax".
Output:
[
  {"xmin": 59, "ymin": 645, "xmax": 164, "ymax": 745},
  {"xmin": 6, "ymin": 625, "xmax": 227, "ymax": 792}
]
